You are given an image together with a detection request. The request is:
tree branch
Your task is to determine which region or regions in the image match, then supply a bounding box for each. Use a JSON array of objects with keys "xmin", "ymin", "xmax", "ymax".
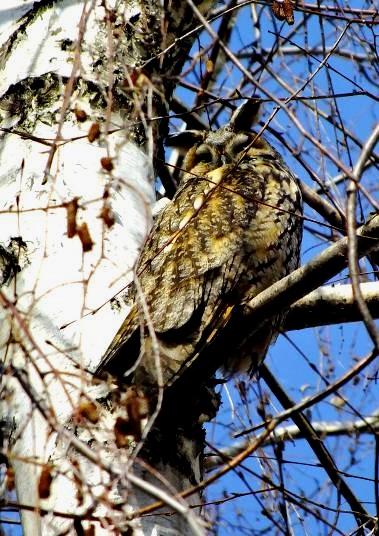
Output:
[
  {"xmin": 346, "ymin": 123, "xmax": 379, "ymax": 351},
  {"xmin": 246, "ymin": 214, "xmax": 379, "ymax": 321},
  {"xmin": 259, "ymin": 365, "xmax": 374, "ymax": 532},
  {"xmin": 205, "ymin": 409, "xmax": 379, "ymax": 469},
  {"xmin": 284, "ymin": 282, "xmax": 379, "ymax": 330}
]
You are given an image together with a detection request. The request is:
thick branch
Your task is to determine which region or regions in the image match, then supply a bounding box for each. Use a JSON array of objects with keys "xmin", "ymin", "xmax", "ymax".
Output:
[
  {"xmin": 284, "ymin": 282, "xmax": 379, "ymax": 330},
  {"xmin": 163, "ymin": 217, "xmax": 378, "ymax": 400}
]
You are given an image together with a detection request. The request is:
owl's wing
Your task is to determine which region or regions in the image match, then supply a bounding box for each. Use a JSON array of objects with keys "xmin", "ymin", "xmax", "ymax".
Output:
[
  {"xmin": 96, "ymin": 167, "xmax": 262, "ymax": 376},
  {"xmin": 135, "ymin": 169, "xmax": 260, "ymax": 332}
]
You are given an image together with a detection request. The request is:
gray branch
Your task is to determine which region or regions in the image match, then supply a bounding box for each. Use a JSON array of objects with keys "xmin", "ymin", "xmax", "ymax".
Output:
[
  {"xmin": 284, "ymin": 282, "xmax": 379, "ymax": 330},
  {"xmin": 205, "ymin": 409, "xmax": 379, "ymax": 470},
  {"xmin": 246, "ymin": 214, "xmax": 379, "ymax": 322}
]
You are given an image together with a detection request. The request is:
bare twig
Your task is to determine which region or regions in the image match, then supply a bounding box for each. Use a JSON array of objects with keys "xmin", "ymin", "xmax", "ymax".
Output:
[
  {"xmin": 235, "ymin": 348, "xmax": 378, "ymax": 439},
  {"xmin": 346, "ymin": 124, "xmax": 379, "ymax": 352},
  {"xmin": 300, "ymin": 181, "xmax": 346, "ymax": 230}
]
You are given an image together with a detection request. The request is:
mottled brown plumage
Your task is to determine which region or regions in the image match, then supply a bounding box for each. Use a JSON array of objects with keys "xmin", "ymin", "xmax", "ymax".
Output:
[{"xmin": 97, "ymin": 102, "xmax": 303, "ymax": 387}]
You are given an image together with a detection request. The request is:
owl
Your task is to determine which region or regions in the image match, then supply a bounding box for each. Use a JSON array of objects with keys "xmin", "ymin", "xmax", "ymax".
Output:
[{"xmin": 96, "ymin": 100, "xmax": 303, "ymax": 389}]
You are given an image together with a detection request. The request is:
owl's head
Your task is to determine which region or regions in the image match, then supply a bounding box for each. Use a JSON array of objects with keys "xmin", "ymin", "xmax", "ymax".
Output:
[{"xmin": 167, "ymin": 98, "xmax": 277, "ymax": 173}]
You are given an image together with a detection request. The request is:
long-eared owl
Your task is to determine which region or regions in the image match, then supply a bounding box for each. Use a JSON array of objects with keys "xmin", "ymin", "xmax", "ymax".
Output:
[{"xmin": 96, "ymin": 100, "xmax": 303, "ymax": 388}]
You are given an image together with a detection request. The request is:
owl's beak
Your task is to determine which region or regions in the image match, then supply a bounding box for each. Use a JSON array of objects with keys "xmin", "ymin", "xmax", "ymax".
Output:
[{"xmin": 221, "ymin": 154, "xmax": 227, "ymax": 165}]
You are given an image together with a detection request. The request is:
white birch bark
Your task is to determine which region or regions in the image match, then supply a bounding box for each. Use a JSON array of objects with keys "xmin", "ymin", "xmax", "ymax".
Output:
[
  {"xmin": 0, "ymin": 1, "xmax": 175, "ymax": 534},
  {"xmin": 0, "ymin": 0, "xmax": 206, "ymax": 533}
]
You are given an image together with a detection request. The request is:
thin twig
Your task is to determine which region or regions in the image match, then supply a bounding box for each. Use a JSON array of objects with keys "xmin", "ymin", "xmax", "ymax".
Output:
[{"xmin": 346, "ymin": 124, "xmax": 379, "ymax": 352}]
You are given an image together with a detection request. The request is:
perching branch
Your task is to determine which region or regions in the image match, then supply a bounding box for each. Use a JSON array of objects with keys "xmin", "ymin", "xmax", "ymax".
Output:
[{"xmin": 247, "ymin": 214, "xmax": 379, "ymax": 321}]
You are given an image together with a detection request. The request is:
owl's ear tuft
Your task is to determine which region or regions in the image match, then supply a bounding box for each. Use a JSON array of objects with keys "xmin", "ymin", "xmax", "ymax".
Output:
[
  {"xmin": 230, "ymin": 98, "xmax": 262, "ymax": 132},
  {"xmin": 166, "ymin": 130, "xmax": 204, "ymax": 153}
]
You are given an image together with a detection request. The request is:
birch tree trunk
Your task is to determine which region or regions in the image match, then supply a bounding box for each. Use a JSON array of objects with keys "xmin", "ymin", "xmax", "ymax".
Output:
[{"xmin": 0, "ymin": 1, "xmax": 208, "ymax": 534}]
